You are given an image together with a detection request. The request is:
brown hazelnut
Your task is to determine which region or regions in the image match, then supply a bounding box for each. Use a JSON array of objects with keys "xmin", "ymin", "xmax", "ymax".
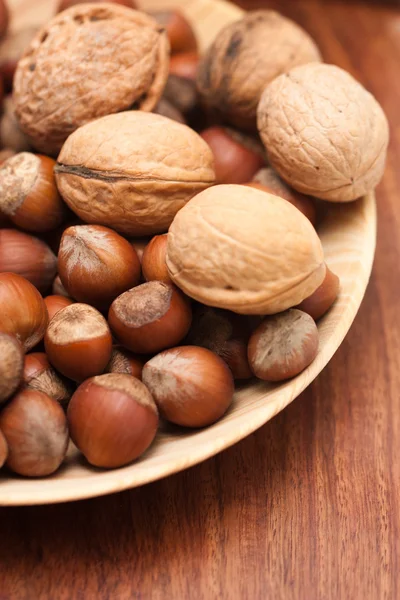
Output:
[
  {"xmin": 58, "ymin": 224, "xmax": 141, "ymax": 310},
  {"xmin": 185, "ymin": 305, "xmax": 252, "ymax": 380},
  {"xmin": 0, "ymin": 152, "xmax": 67, "ymax": 233},
  {"xmin": 201, "ymin": 126, "xmax": 264, "ymax": 184},
  {"xmin": 58, "ymin": 0, "xmax": 137, "ymax": 11},
  {"xmin": 0, "ymin": 272, "xmax": 48, "ymax": 351},
  {"xmin": 170, "ymin": 51, "xmax": 199, "ymax": 81},
  {"xmin": 109, "ymin": 281, "xmax": 192, "ymax": 354},
  {"xmin": 67, "ymin": 373, "xmax": 158, "ymax": 468},
  {"xmin": 44, "ymin": 303, "xmax": 113, "ymax": 382},
  {"xmin": 142, "ymin": 346, "xmax": 234, "ymax": 427},
  {"xmin": 14, "ymin": 5, "xmax": 169, "ymax": 155},
  {"xmin": 0, "ymin": 96, "xmax": 31, "ymax": 152},
  {"xmin": 154, "ymin": 98, "xmax": 186, "ymax": 124},
  {"xmin": 23, "ymin": 352, "xmax": 74, "ymax": 410},
  {"xmin": 296, "ymin": 266, "xmax": 340, "ymax": 320},
  {"xmin": 0, "ymin": 388, "xmax": 69, "ymax": 476},
  {"xmin": 0, "ymin": 429, "xmax": 8, "ymax": 468},
  {"xmin": 248, "ymin": 309, "xmax": 319, "ymax": 381},
  {"xmin": 197, "ymin": 10, "xmax": 321, "ymax": 130},
  {"xmin": 44, "ymin": 295, "xmax": 74, "ymax": 321},
  {"xmin": 0, "ymin": 26, "xmax": 39, "ymax": 92},
  {"xmin": 52, "ymin": 275, "xmax": 70, "ymax": 298},
  {"xmin": 0, "ymin": 229, "xmax": 57, "ymax": 293},
  {"xmin": 0, "ymin": 333, "xmax": 24, "ymax": 405},
  {"xmin": 151, "ymin": 10, "xmax": 197, "ymax": 54},
  {"xmin": 141, "ymin": 234, "xmax": 171, "ymax": 284},
  {"xmin": 106, "ymin": 347, "xmax": 144, "ymax": 380}
]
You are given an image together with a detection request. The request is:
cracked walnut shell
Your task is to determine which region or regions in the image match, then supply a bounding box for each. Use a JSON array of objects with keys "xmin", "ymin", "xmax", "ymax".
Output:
[
  {"xmin": 166, "ymin": 184, "xmax": 325, "ymax": 315},
  {"xmin": 13, "ymin": 3, "xmax": 169, "ymax": 155},
  {"xmin": 197, "ymin": 10, "xmax": 321, "ymax": 130},
  {"xmin": 257, "ymin": 63, "xmax": 389, "ymax": 202},
  {"xmin": 55, "ymin": 111, "xmax": 215, "ymax": 236}
]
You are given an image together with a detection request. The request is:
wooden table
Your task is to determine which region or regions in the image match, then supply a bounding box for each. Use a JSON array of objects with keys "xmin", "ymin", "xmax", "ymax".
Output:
[{"xmin": 1, "ymin": 0, "xmax": 399, "ymax": 598}]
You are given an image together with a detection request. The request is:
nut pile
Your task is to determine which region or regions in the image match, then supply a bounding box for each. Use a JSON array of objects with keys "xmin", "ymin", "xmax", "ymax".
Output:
[{"xmin": 0, "ymin": 2, "xmax": 388, "ymax": 476}]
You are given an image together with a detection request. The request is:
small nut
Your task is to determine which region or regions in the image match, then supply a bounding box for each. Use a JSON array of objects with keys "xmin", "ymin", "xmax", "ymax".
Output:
[
  {"xmin": 151, "ymin": 10, "xmax": 197, "ymax": 54},
  {"xmin": 58, "ymin": 224, "xmax": 141, "ymax": 310},
  {"xmin": 44, "ymin": 294, "xmax": 74, "ymax": 321},
  {"xmin": 247, "ymin": 309, "xmax": 319, "ymax": 381},
  {"xmin": 0, "ymin": 430, "xmax": 8, "ymax": 469},
  {"xmin": 44, "ymin": 303, "xmax": 113, "ymax": 382},
  {"xmin": 197, "ymin": 10, "xmax": 321, "ymax": 129},
  {"xmin": 296, "ymin": 265, "xmax": 340, "ymax": 320},
  {"xmin": 0, "ymin": 333, "xmax": 24, "ymax": 404},
  {"xmin": 0, "ymin": 152, "xmax": 66, "ymax": 232},
  {"xmin": 0, "ymin": 272, "xmax": 49, "ymax": 351},
  {"xmin": 23, "ymin": 352, "xmax": 74, "ymax": 409},
  {"xmin": 167, "ymin": 184, "xmax": 325, "ymax": 315},
  {"xmin": 142, "ymin": 346, "xmax": 234, "ymax": 427},
  {"xmin": 67, "ymin": 373, "xmax": 158, "ymax": 468},
  {"xmin": 257, "ymin": 63, "xmax": 389, "ymax": 201},
  {"xmin": 0, "ymin": 387, "xmax": 69, "ymax": 477},
  {"xmin": 108, "ymin": 281, "xmax": 192, "ymax": 354},
  {"xmin": 0, "ymin": 96, "xmax": 31, "ymax": 152},
  {"xmin": 14, "ymin": 5, "xmax": 169, "ymax": 154},
  {"xmin": 55, "ymin": 111, "xmax": 215, "ymax": 236},
  {"xmin": 141, "ymin": 234, "xmax": 171, "ymax": 284},
  {"xmin": 105, "ymin": 347, "xmax": 143, "ymax": 380},
  {"xmin": 170, "ymin": 51, "xmax": 199, "ymax": 81}
]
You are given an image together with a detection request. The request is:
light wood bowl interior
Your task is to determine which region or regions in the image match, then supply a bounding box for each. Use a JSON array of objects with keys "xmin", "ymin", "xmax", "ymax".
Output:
[{"xmin": 0, "ymin": 0, "xmax": 376, "ymax": 505}]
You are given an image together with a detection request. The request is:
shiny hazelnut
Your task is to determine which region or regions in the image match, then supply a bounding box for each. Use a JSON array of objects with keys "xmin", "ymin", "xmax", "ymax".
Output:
[
  {"xmin": 248, "ymin": 309, "xmax": 319, "ymax": 381},
  {"xmin": 0, "ymin": 388, "xmax": 69, "ymax": 476},
  {"xmin": 0, "ymin": 333, "xmax": 24, "ymax": 404},
  {"xmin": 0, "ymin": 429, "xmax": 8, "ymax": 468},
  {"xmin": 201, "ymin": 126, "xmax": 264, "ymax": 184},
  {"xmin": 58, "ymin": 224, "xmax": 141, "ymax": 310},
  {"xmin": 151, "ymin": 10, "xmax": 197, "ymax": 54},
  {"xmin": 44, "ymin": 295, "xmax": 74, "ymax": 321},
  {"xmin": 0, "ymin": 96, "xmax": 31, "ymax": 152},
  {"xmin": 68, "ymin": 373, "xmax": 158, "ymax": 468},
  {"xmin": 23, "ymin": 352, "xmax": 74, "ymax": 409},
  {"xmin": 106, "ymin": 347, "xmax": 143, "ymax": 380},
  {"xmin": 0, "ymin": 152, "xmax": 66, "ymax": 232},
  {"xmin": 141, "ymin": 234, "xmax": 171, "ymax": 284},
  {"xmin": 0, "ymin": 26, "xmax": 38, "ymax": 92},
  {"xmin": 0, "ymin": 229, "xmax": 57, "ymax": 293},
  {"xmin": 44, "ymin": 303, "xmax": 113, "ymax": 382},
  {"xmin": 108, "ymin": 281, "xmax": 192, "ymax": 354},
  {"xmin": 170, "ymin": 51, "xmax": 199, "ymax": 81},
  {"xmin": 143, "ymin": 346, "xmax": 234, "ymax": 427},
  {"xmin": 0, "ymin": 272, "xmax": 48, "ymax": 351},
  {"xmin": 296, "ymin": 266, "xmax": 340, "ymax": 320},
  {"xmin": 52, "ymin": 275, "xmax": 70, "ymax": 298}
]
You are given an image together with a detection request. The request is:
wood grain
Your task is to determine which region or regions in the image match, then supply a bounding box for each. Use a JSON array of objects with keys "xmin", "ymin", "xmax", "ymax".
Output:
[{"xmin": 0, "ymin": 0, "xmax": 399, "ymax": 598}]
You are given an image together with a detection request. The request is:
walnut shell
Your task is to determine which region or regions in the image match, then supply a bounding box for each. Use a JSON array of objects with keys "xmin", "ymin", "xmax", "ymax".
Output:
[
  {"xmin": 55, "ymin": 111, "xmax": 215, "ymax": 236},
  {"xmin": 13, "ymin": 3, "xmax": 170, "ymax": 155},
  {"xmin": 197, "ymin": 10, "xmax": 321, "ymax": 130},
  {"xmin": 166, "ymin": 184, "xmax": 325, "ymax": 315},
  {"xmin": 257, "ymin": 63, "xmax": 389, "ymax": 202}
]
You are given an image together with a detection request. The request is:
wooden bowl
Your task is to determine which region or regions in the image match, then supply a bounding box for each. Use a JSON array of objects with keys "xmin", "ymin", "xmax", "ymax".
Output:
[{"xmin": 0, "ymin": 0, "xmax": 376, "ymax": 505}]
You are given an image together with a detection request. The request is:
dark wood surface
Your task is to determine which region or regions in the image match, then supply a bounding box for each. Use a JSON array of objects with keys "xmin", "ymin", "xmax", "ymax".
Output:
[{"xmin": 1, "ymin": 1, "xmax": 400, "ymax": 598}]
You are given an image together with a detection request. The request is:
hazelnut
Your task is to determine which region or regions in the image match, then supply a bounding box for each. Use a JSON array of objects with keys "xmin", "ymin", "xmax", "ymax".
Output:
[
  {"xmin": 0, "ymin": 333, "xmax": 24, "ymax": 405},
  {"xmin": 67, "ymin": 373, "xmax": 158, "ymax": 468},
  {"xmin": 0, "ymin": 96, "xmax": 31, "ymax": 152},
  {"xmin": 154, "ymin": 98, "xmax": 186, "ymax": 124},
  {"xmin": 197, "ymin": 10, "xmax": 321, "ymax": 130},
  {"xmin": 166, "ymin": 184, "xmax": 325, "ymax": 315},
  {"xmin": 0, "ymin": 430, "xmax": 8, "ymax": 468},
  {"xmin": 257, "ymin": 63, "xmax": 389, "ymax": 201},
  {"xmin": 44, "ymin": 294, "xmax": 74, "ymax": 321},
  {"xmin": 13, "ymin": 5, "xmax": 169, "ymax": 154},
  {"xmin": 185, "ymin": 305, "xmax": 252, "ymax": 380},
  {"xmin": 0, "ymin": 388, "xmax": 69, "ymax": 477},
  {"xmin": 296, "ymin": 265, "xmax": 340, "ymax": 320},
  {"xmin": 44, "ymin": 303, "xmax": 112, "ymax": 382},
  {"xmin": 58, "ymin": 224, "xmax": 141, "ymax": 310},
  {"xmin": 52, "ymin": 275, "xmax": 70, "ymax": 298},
  {"xmin": 247, "ymin": 309, "xmax": 319, "ymax": 381},
  {"xmin": 108, "ymin": 281, "xmax": 192, "ymax": 354},
  {"xmin": 0, "ymin": 229, "xmax": 57, "ymax": 293},
  {"xmin": 248, "ymin": 167, "xmax": 317, "ymax": 225},
  {"xmin": 170, "ymin": 52, "xmax": 199, "ymax": 81},
  {"xmin": 151, "ymin": 10, "xmax": 197, "ymax": 54},
  {"xmin": 23, "ymin": 352, "xmax": 74, "ymax": 409},
  {"xmin": 55, "ymin": 111, "xmax": 215, "ymax": 236},
  {"xmin": 141, "ymin": 234, "xmax": 171, "ymax": 284},
  {"xmin": 142, "ymin": 346, "xmax": 234, "ymax": 427},
  {"xmin": 0, "ymin": 152, "xmax": 66, "ymax": 232},
  {"xmin": 0, "ymin": 26, "xmax": 39, "ymax": 92},
  {"xmin": 200, "ymin": 126, "xmax": 264, "ymax": 184},
  {"xmin": 58, "ymin": 0, "xmax": 137, "ymax": 11},
  {"xmin": 0, "ymin": 272, "xmax": 49, "ymax": 351},
  {"xmin": 106, "ymin": 347, "xmax": 143, "ymax": 380}
]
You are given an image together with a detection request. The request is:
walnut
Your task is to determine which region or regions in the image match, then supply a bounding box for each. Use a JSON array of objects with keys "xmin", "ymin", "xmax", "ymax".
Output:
[
  {"xmin": 196, "ymin": 10, "xmax": 321, "ymax": 130},
  {"xmin": 13, "ymin": 4, "xmax": 170, "ymax": 155},
  {"xmin": 55, "ymin": 111, "xmax": 215, "ymax": 236},
  {"xmin": 257, "ymin": 63, "xmax": 389, "ymax": 202},
  {"xmin": 166, "ymin": 184, "xmax": 325, "ymax": 315}
]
